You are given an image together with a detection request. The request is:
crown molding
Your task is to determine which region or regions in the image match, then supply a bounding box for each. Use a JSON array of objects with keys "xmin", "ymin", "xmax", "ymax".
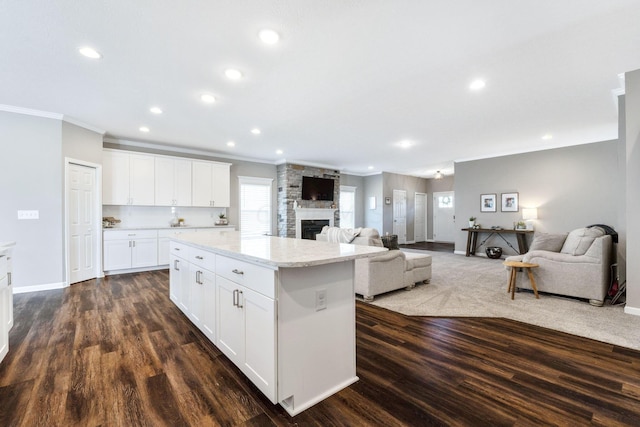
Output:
[{"xmin": 0, "ymin": 104, "xmax": 63, "ymax": 120}]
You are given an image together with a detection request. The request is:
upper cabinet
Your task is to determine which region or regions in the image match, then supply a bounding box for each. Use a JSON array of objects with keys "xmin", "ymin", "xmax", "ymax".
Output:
[
  {"xmin": 103, "ymin": 150, "xmax": 155, "ymax": 205},
  {"xmin": 155, "ymin": 157, "xmax": 192, "ymax": 206},
  {"xmin": 192, "ymin": 161, "xmax": 231, "ymax": 207},
  {"xmin": 103, "ymin": 149, "xmax": 230, "ymax": 207}
]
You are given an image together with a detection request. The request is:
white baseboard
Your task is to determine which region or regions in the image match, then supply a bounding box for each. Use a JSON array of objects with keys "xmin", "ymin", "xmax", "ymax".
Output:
[
  {"xmin": 453, "ymin": 250, "xmax": 467, "ymax": 256},
  {"xmin": 13, "ymin": 281, "xmax": 67, "ymax": 294},
  {"xmin": 104, "ymin": 265, "xmax": 168, "ymax": 276},
  {"xmin": 624, "ymin": 306, "xmax": 640, "ymax": 316}
]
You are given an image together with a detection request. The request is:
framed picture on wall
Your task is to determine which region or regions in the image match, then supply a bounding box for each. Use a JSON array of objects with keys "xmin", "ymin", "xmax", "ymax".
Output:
[
  {"xmin": 480, "ymin": 194, "xmax": 497, "ymax": 212},
  {"xmin": 501, "ymin": 192, "xmax": 519, "ymax": 212}
]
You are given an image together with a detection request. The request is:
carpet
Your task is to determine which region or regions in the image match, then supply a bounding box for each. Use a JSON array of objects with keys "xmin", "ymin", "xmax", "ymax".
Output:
[{"xmin": 370, "ymin": 250, "xmax": 640, "ymax": 351}]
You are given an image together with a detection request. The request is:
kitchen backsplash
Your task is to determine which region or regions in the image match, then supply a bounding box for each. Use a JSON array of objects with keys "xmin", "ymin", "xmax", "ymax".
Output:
[{"xmin": 102, "ymin": 205, "xmax": 226, "ymax": 228}]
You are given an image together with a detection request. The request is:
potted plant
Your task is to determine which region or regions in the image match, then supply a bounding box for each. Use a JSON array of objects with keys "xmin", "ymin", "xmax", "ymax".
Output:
[
  {"xmin": 516, "ymin": 220, "xmax": 526, "ymax": 230},
  {"xmin": 216, "ymin": 212, "xmax": 228, "ymax": 225},
  {"xmin": 469, "ymin": 216, "xmax": 477, "ymax": 228}
]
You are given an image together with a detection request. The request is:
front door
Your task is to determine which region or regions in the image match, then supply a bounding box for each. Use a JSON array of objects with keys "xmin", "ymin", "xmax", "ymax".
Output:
[
  {"xmin": 392, "ymin": 189, "xmax": 407, "ymax": 244},
  {"xmin": 68, "ymin": 163, "xmax": 98, "ymax": 284},
  {"xmin": 433, "ymin": 191, "xmax": 455, "ymax": 243}
]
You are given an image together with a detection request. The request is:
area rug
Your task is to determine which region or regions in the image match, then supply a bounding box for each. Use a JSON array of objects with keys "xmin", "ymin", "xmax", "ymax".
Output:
[{"xmin": 369, "ymin": 250, "xmax": 640, "ymax": 351}]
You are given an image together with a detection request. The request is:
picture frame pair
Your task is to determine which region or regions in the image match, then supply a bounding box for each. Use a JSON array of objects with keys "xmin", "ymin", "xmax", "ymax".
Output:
[{"xmin": 480, "ymin": 192, "xmax": 518, "ymax": 212}]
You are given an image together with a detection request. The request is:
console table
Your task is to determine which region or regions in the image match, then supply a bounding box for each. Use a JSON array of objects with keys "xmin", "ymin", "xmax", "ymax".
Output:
[{"xmin": 462, "ymin": 228, "xmax": 534, "ymax": 257}]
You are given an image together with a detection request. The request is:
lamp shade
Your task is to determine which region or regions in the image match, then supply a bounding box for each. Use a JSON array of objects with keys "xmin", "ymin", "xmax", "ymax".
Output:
[{"xmin": 522, "ymin": 208, "xmax": 538, "ymax": 220}]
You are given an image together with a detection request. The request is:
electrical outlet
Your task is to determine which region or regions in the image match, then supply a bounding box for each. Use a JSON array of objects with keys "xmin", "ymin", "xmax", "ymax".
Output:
[
  {"xmin": 315, "ymin": 289, "xmax": 327, "ymax": 311},
  {"xmin": 17, "ymin": 210, "xmax": 39, "ymax": 220}
]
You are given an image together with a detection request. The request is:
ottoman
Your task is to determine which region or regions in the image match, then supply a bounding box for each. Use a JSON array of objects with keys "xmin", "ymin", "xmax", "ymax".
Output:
[{"xmin": 403, "ymin": 252, "xmax": 432, "ymax": 288}]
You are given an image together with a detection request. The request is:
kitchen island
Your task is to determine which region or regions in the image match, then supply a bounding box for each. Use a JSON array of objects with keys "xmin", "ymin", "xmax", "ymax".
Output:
[{"xmin": 169, "ymin": 231, "xmax": 387, "ymax": 416}]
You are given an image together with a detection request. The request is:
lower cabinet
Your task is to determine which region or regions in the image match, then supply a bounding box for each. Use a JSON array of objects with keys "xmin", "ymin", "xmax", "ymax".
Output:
[
  {"xmin": 103, "ymin": 229, "xmax": 158, "ymax": 271},
  {"xmin": 189, "ymin": 264, "xmax": 216, "ymax": 342},
  {"xmin": 217, "ymin": 276, "xmax": 275, "ymax": 401}
]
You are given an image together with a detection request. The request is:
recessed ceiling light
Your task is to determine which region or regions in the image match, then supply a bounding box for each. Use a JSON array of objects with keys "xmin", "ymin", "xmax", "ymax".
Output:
[
  {"xmin": 150, "ymin": 107, "xmax": 163, "ymax": 114},
  {"xmin": 78, "ymin": 46, "xmax": 101, "ymax": 59},
  {"xmin": 139, "ymin": 126, "xmax": 150, "ymax": 133},
  {"xmin": 251, "ymin": 128, "xmax": 261, "ymax": 135},
  {"xmin": 226, "ymin": 141, "xmax": 235, "ymax": 147},
  {"xmin": 259, "ymin": 29, "xmax": 280, "ymax": 44},
  {"xmin": 397, "ymin": 140, "xmax": 414, "ymax": 149},
  {"xmin": 201, "ymin": 93, "xmax": 216, "ymax": 103},
  {"xmin": 469, "ymin": 79, "xmax": 486, "ymax": 90},
  {"xmin": 368, "ymin": 166, "xmax": 374, "ymax": 170},
  {"xmin": 225, "ymin": 68, "xmax": 243, "ymax": 80},
  {"xmin": 542, "ymin": 134, "xmax": 553, "ymax": 140},
  {"xmin": 276, "ymin": 149, "xmax": 283, "ymax": 155}
]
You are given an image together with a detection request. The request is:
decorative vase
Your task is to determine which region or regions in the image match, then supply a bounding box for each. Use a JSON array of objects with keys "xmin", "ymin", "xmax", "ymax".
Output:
[{"xmin": 469, "ymin": 221, "xmax": 475, "ymax": 228}]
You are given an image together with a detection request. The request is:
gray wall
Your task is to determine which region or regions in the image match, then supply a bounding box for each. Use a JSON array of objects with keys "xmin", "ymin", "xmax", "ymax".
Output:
[
  {"xmin": 0, "ymin": 112, "xmax": 64, "ymax": 288},
  {"xmin": 363, "ymin": 174, "xmax": 383, "ymax": 233},
  {"xmin": 62, "ymin": 122, "xmax": 104, "ymax": 165},
  {"xmin": 382, "ymin": 172, "xmax": 429, "ymax": 240},
  {"xmin": 454, "ymin": 141, "xmax": 620, "ymax": 257},
  {"xmin": 625, "ymin": 68, "xmax": 640, "ymax": 312},
  {"xmin": 340, "ymin": 174, "xmax": 364, "ymax": 227}
]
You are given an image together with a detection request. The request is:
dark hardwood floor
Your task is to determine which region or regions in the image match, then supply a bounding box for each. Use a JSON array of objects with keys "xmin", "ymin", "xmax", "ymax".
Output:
[
  {"xmin": 399, "ymin": 241, "xmax": 455, "ymax": 253},
  {"xmin": 1, "ymin": 270, "xmax": 640, "ymax": 426}
]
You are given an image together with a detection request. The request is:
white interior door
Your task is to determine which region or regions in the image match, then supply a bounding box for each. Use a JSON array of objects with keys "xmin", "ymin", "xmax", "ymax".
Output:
[
  {"xmin": 68, "ymin": 163, "xmax": 98, "ymax": 284},
  {"xmin": 392, "ymin": 189, "xmax": 407, "ymax": 244},
  {"xmin": 415, "ymin": 193, "xmax": 427, "ymax": 243},
  {"xmin": 433, "ymin": 191, "xmax": 455, "ymax": 243}
]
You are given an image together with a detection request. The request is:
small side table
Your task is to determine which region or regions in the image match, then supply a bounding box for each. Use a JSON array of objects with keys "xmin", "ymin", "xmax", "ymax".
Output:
[{"xmin": 503, "ymin": 261, "xmax": 539, "ymax": 300}]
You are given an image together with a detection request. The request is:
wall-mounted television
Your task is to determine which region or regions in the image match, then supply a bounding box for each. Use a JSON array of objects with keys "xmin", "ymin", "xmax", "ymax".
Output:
[{"xmin": 301, "ymin": 176, "xmax": 335, "ymax": 201}]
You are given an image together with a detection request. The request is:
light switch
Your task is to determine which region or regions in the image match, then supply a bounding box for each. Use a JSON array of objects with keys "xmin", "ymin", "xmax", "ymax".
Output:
[{"xmin": 17, "ymin": 210, "xmax": 39, "ymax": 220}]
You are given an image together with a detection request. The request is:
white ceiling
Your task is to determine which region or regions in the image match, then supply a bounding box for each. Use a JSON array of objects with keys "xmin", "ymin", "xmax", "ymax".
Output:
[{"xmin": 1, "ymin": 1, "xmax": 638, "ymax": 177}]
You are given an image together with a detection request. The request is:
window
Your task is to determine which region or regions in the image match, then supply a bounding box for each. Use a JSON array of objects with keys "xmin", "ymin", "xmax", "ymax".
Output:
[
  {"xmin": 340, "ymin": 186, "xmax": 356, "ymax": 229},
  {"xmin": 238, "ymin": 176, "xmax": 273, "ymax": 237}
]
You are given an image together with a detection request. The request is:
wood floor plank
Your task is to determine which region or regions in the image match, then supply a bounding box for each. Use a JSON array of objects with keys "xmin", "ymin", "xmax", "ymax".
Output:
[{"xmin": 2, "ymin": 270, "xmax": 640, "ymax": 426}]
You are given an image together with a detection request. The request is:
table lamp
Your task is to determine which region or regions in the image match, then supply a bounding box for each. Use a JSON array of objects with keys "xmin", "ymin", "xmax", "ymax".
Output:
[{"xmin": 522, "ymin": 208, "xmax": 538, "ymax": 230}]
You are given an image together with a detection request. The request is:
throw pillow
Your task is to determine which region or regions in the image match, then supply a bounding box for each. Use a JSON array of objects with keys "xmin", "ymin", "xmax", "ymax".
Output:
[
  {"xmin": 528, "ymin": 232, "xmax": 568, "ymax": 252},
  {"xmin": 560, "ymin": 227, "xmax": 605, "ymax": 256}
]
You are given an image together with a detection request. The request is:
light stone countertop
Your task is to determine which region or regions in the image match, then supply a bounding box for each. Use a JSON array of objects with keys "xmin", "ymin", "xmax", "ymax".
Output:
[
  {"xmin": 171, "ymin": 231, "xmax": 388, "ymax": 268},
  {"xmin": 0, "ymin": 241, "xmax": 16, "ymax": 248},
  {"xmin": 103, "ymin": 225, "xmax": 235, "ymax": 231}
]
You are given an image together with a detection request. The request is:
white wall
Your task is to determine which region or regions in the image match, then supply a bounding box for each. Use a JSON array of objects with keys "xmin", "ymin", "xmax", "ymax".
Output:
[{"xmin": 625, "ymin": 69, "xmax": 640, "ymax": 313}]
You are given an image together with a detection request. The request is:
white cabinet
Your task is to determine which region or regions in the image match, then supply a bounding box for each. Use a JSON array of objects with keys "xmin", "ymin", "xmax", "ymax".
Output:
[
  {"xmin": 155, "ymin": 157, "xmax": 192, "ymax": 206},
  {"xmin": 103, "ymin": 150, "xmax": 155, "ymax": 205},
  {"xmin": 103, "ymin": 229, "xmax": 158, "ymax": 271},
  {"xmin": 192, "ymin": 161, "xmax": 231, "ymax": 207},
  {"xmin": 169, "ymin": 241, "xmax": 190, "ymax": 312},
  {"xmin": 216, "ymin": 256, "xmax": 276, "ymax": 402}
]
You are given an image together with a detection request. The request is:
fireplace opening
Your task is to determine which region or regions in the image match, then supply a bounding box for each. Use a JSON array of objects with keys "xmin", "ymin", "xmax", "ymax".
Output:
[{"xmin": 301, "ymin": 220, "xmax": 330, "ymax": 240}]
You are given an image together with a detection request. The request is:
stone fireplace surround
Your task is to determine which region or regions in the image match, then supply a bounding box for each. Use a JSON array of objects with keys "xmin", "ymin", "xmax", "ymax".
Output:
[{"xmin": 277, "ymin": 163, "xmax": 341, "ymax": 238}]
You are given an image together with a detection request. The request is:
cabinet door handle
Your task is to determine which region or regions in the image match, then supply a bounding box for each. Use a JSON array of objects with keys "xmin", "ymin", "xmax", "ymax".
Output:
[
  {"xmin": 7, "ymin": 272, "xmax": 11, "ymax": 286},
  {"xmin": 232, "ymin": 269, "xmax": 244, "ymax": 275},
  {"xmin": 129, "ymin": 241, "xmax": 132, "ymax": 248},
  {"xmin": 233, "ymin": 289, "xmax": 238, "ymax": 307},
  {"xmin": 196, "ymin": 270, "xmax": 202, "ymax": 284},
  {"xmin": 237, "ymin": 290, "xmax": 243, "ymax": 308},
  {"xmin": 128, "ymin": 233, "xmax": 136, "ymax": 236},
  {"xmin": 174, "ymin": 259, "xmax": 179, "ymax": 271},
  {"xmin": 132, "ymin": 241, "xmax": 136, "ymax": 247},
  {"xmin": 195, "ymin": 255, "xmax": 204, "ymax": 260},
  {"xmin": 173, "ymin": 247, "xmax": 180, "ymax": 251}
]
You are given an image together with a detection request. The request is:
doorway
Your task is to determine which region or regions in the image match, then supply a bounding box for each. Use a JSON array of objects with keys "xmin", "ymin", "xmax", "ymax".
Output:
[
  {"xmin": 433, "ymin": 191, "xmax": 455, "ymax": 243},
  {"xmin": 392, "ymin": 189, "xmax": 407, "ymax": 244},
  {"xmin": 414, "ymin": 192, "xmax": 427, "ymax": 243},
  {"xmin": 66, "ymin": 159, "xmax": 102, "ymax": 285}
]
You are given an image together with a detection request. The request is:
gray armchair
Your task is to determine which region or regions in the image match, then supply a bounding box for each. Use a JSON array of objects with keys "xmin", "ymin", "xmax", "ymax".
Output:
[{"xmin": 505, "ymin": 227, "xmax": 612, "ymax": 306}]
